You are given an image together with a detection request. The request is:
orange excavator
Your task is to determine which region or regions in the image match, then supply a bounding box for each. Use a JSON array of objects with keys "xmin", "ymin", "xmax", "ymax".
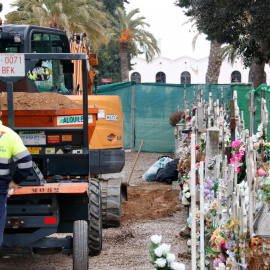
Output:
[
  {"xmin": 0, "ymin": 24, "xmax": 125, "ymax": 269},
  {"xmin": 0, "ymin": 24, "xmax": 125, "ymax": 225}
]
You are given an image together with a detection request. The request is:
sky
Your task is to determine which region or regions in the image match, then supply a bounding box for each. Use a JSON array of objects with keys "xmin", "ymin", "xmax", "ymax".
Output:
[
  {"xmin": 0, "ymin": 0, "xmax": 211, "ymax": 60},
  {"xmin": 124, "ymin": 0, "xmax": 211, "ymax": 59}
]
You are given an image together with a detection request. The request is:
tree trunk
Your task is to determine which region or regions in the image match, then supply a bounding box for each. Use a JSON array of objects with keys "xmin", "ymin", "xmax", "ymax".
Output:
[
  {"xmin": 120, "ymin": 43, "xmax": 129, "ymax": 82},
  {"xmin": 248, "ymin": 59, "xmax": 265, "ymax": 89},
  {"xmin": 206, "ymin": 40, "xmax": 222, "ymax": 84}
]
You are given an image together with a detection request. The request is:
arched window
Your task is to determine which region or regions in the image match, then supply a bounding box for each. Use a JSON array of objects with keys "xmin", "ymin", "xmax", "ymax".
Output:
[
  {"xmin": 131, "ymin": 72, "xmax": 141, "ymax": 83},
  {"xmin": 156, "ymin": 72, "xmax": 166, "ymax": 83},
  {"xmin": 231, "ymin": 71, "xmax": 241, "ymax": 83},
  {"xmin": 263, "ymin": 72, "xmax": 267, "ymax": 84},
  {"xmin": 181, "ymin": 71, "xmax": 191, "ymax": 84}
]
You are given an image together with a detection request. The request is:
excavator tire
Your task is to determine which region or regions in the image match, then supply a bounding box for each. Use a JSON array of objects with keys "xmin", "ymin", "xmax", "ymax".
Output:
[
  {"xmin": 88, "ymin": 179, "xmax": 102, "ymax": 256},
  {"xmin": 100, "ymin": 178, "xmax": 122, "ymax": 228}
]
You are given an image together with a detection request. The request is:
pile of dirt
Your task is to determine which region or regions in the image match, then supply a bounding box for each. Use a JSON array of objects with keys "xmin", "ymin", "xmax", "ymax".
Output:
[
  {"xmin": 0, "ymin": 92, "xmax": 83, "ymax": 110},
  {"xmin": 121, "ymin": 184, "xmax": 181, "ymax": 223}
]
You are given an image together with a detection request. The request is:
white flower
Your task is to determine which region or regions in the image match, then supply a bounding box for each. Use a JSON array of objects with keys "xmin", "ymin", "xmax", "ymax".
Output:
[
  {"xmin": 154, "ymin": 246, "xmax": 163, "ymax": 257},
  {"xmin": 182, "ymin": 196, "xmax": 190, "ymax": 205},
  {"xmin": 256, "ymin": 131, "xmax": 263, "ymax": 138},
  {"xmin": 205, "ymin": 212, "xmax": 214, "ymax": 222},
  {"xmin": 185, "ymin": 192, "xmax": 191, "ymax": 198},
  {"xmin": 252, "ymin": 134, "xmax": 258, "ymax": 142},
  {"xmin": 155, "ymin": 258, "xmax": 167, "ymax": 268},
  {"xmin": 166, "ymin": 252, "xmax": 175, "ymax": 263},
  {"xmin": 151, "ymin": 235, "xmax": 162, "ymax": 245},
  {"xmin": 170, "ymin": 261, "xmax": 186, "ymax": 270},
  {"xmin": 258, "ymin": 123, "xmax": 263, "ymax": 132},
  {"xmin": 159, "ymin": 243, "xmax": 171, "ymax": 255},
  {"xmin": 183, "ymin": 185, "xmax": 189, "ymax": 193},
  {"xmin": 203, "ymin": 204, "xmax": 209, "ymax": 214}
]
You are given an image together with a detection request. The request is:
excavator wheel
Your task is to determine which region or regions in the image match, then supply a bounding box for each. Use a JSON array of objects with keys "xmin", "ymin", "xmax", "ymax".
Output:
[
  {"xmin": 100, "ymin": 178, "xmax": 122, "ymax": 228},
  {"xmin": 88, "ymin": 179, "xmax": 102, "ymax": 256}
]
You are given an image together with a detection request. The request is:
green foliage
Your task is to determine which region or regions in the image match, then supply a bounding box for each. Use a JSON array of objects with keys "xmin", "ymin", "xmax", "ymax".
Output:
[
  {"xmin": 110, "ymin": 7, "xmax": 160, "ymax": 61},
  {"xmin": 95, "ymin": 43, "xmax": 122, "ymax": 84},
  {"xmin": 149, "ymin": 240, "xmax": 158, "ymax": 262},
  {"xmin": 5, "ymin": 0, "xmax": 110, "ymax": 47},
  {"xmin": 175, "ymin": 0, "xmax": 270, "ymax": 66},
  {"xmin": 95, "ymin": 0, "xmax": 126, "ymax": 84},
  {"xmin": 0, "ymin": 3, "xmax": 2, "ymax": 13}
]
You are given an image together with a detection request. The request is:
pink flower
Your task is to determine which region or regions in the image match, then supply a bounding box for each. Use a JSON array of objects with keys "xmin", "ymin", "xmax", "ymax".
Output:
[
  {"xmin": 218, "ymin": 253, "xmax": 226, "ymax": 262},
  {"xmin": 213, "ymin": 257, "xmax": 223, "ymax": 268},
  {"xmin": 254, "ymin": 142, "xmax": 260, "ymax": 148},
  {"xmin": 256, "ymin": 168, "xmax": 266, "ymax": 177},
  {"xmin": 233, "ymin": 154, "xmax": 242, "ymax": 162},
  {"xmin": 220, "ymin": 241, "xmax": 227, "ymax": 251},
  {"xmin": 188, "ymin": 134, "xmax": 191, "ymax": 139},
  {"xmin": 232, "ymin": 140, "xmax": 241, "ymax": 148},
  {"xmin": 230, "ymin": 158, "xmax": 237, "ymax": 165},
  {"xmin": 203, "ymin": 129, "xmax": 206, "ymax": 132},
  {"xmin": 239, "ymin": 146, "xmax": 245, "ymax": 155}
]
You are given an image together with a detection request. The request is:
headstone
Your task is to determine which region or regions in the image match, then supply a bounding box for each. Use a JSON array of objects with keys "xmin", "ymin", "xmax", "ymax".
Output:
[{"xmin": 205, "ymin": 127, "xmax": 220, "ymax": 178}]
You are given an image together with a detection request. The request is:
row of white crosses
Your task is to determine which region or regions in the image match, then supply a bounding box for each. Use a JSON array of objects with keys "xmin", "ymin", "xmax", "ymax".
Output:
[
  {"xmin": 214, "ymin": 93, "xmax": 270, "ymax": 269},
  {"xmin": 190, "ymin": 90, "xmax": 262, "ymax": 270}
]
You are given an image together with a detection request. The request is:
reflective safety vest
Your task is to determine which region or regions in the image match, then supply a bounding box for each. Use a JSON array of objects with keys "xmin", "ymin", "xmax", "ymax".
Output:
[
  {"xmin": 30, "ymin": 73, "xmax": 36, "ymax": 80},
  {"xmin": 0, "ymin": 121, "xmax": 32, "ymax": 194}
]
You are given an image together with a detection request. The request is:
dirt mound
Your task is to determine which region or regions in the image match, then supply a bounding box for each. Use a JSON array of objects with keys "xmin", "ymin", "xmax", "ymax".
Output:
[
  {"xmin": 0, "ymin": 92, "xmax": 83, "ymax": 110},
  {"xmin": 121, "ymin": 183, "xmax": 181, "ymax": 223}
]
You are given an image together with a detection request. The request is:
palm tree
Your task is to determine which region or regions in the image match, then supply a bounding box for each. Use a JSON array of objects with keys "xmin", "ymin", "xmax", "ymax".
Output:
[
  {"xmin": 5, "ymin": 0, "xmax": 110, "ymax": 47},
  {"xmin": 191, "ymin": 30, "xmax": 222, "ymax": 84},
  {"xmin": 110, "ymin": 7, "xmax": 160, "ymax": 82}
]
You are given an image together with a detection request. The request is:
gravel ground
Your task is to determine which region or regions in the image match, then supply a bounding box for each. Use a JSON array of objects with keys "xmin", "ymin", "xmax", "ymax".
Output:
[{"xmin": 0, "ymin": 151, "xmax": 191, "ymax": 270}]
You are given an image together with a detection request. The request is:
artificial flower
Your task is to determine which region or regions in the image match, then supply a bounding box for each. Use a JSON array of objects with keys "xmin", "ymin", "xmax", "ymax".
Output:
[
  {"xmin": 213, "ymin": 257, "xmax": 223, "ymax": 268},
  {"xmin": 231, "ymin": 140, "xmax": 241, "ymax": 148},
  {"xmin": 159, "ymin": 243, "xmax": 171, "ymax": 255},
  {"xmin": 151, "ymin": 235, "xmax": 162, "ymax": 245},
  {"xmin": 215, "ymin": 235, "xmax": 225, "ymax": 246},
  {"xmin": 183, "ymin": 185, "xmax": 189, "ymax": 193},
  {"xmin": 155, "ymin": 258, "xmax": 167, "ymax": 267},
  {"xmin": 220, "ymin": 241, "xmax": 227, "ymax": 251},
  {"xmin": 170, "ymin": 261, "xmax": 186, "ymax": 270},
  {"xmin": 154, "ymin": 246, "xmax": 163, "ymax": 257},
  {"xmin": 185, "ymin": 192, "xmax": 191, "ymax": 198},
  {"xmin": 211, "ymin": 200, "xmax": 218, "ymax": 210},
  {"xmin": 166, "ymin": 253, "xmax": 176, "ymax": 263}
]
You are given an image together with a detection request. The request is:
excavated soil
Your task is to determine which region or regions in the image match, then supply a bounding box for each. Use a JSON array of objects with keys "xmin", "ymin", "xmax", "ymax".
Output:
[
  {"xmin": 0, "ymin": 149, "xmax": 190, "ymax": 270},
  {"xmin": 121, "ymin": 184, "xmax": 181, "ymax": 223},
  {"xmin": 0, "ymin": 92, "xmax": 83, "ymax": 110}
]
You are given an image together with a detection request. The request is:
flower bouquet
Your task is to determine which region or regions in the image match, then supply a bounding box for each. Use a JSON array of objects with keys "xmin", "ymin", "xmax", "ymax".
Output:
[{"xmin": 149, "ymin": 235, "xmax": 185, "ymax": 270}]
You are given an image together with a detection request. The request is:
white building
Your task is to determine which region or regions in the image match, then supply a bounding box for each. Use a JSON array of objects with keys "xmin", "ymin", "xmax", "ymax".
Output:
[{"xmin": 129, "ymin": 55, "xmax": 270, "ymax": 85}]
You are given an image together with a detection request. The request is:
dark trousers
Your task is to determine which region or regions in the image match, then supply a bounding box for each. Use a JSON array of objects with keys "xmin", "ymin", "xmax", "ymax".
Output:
[{"xmin": 0, "ymin": 194, "xmax": 7, "ymax": 248}]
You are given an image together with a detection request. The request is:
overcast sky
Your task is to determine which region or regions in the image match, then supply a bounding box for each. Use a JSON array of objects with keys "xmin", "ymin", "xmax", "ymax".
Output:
[
  {"xmin": 124, "ymin": 0, "xmax": 210, "ymax": 59},
  {"xmin": 1, "ymin": 0, "xmax": 211, "ymax": 60}
]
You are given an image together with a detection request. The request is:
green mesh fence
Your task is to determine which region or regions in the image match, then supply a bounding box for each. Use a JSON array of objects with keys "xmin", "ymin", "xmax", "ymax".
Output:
[
  {"xmin": 96, "ymin": 82, "xmax": 234, "ymax": 152},
  {"xmin": 252, "ymin": 84, "xmax": 270, "ymax": 138},
  {"xmin": 231, "ymin": 84, "xmax": 253, "ymax": 131}
]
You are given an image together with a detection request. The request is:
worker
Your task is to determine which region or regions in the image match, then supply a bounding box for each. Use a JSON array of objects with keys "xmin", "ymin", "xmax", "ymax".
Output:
[
  {"xmin": 0, "ymin": 104, "xmax": 32, "ymax": 249},
  {"xmin": 43, "ymin": 68, "xmax": 49, "ymax": 80},
  {"xmin": 29, "ymin": 71, "xmax": 36, "ymax": 80}
]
